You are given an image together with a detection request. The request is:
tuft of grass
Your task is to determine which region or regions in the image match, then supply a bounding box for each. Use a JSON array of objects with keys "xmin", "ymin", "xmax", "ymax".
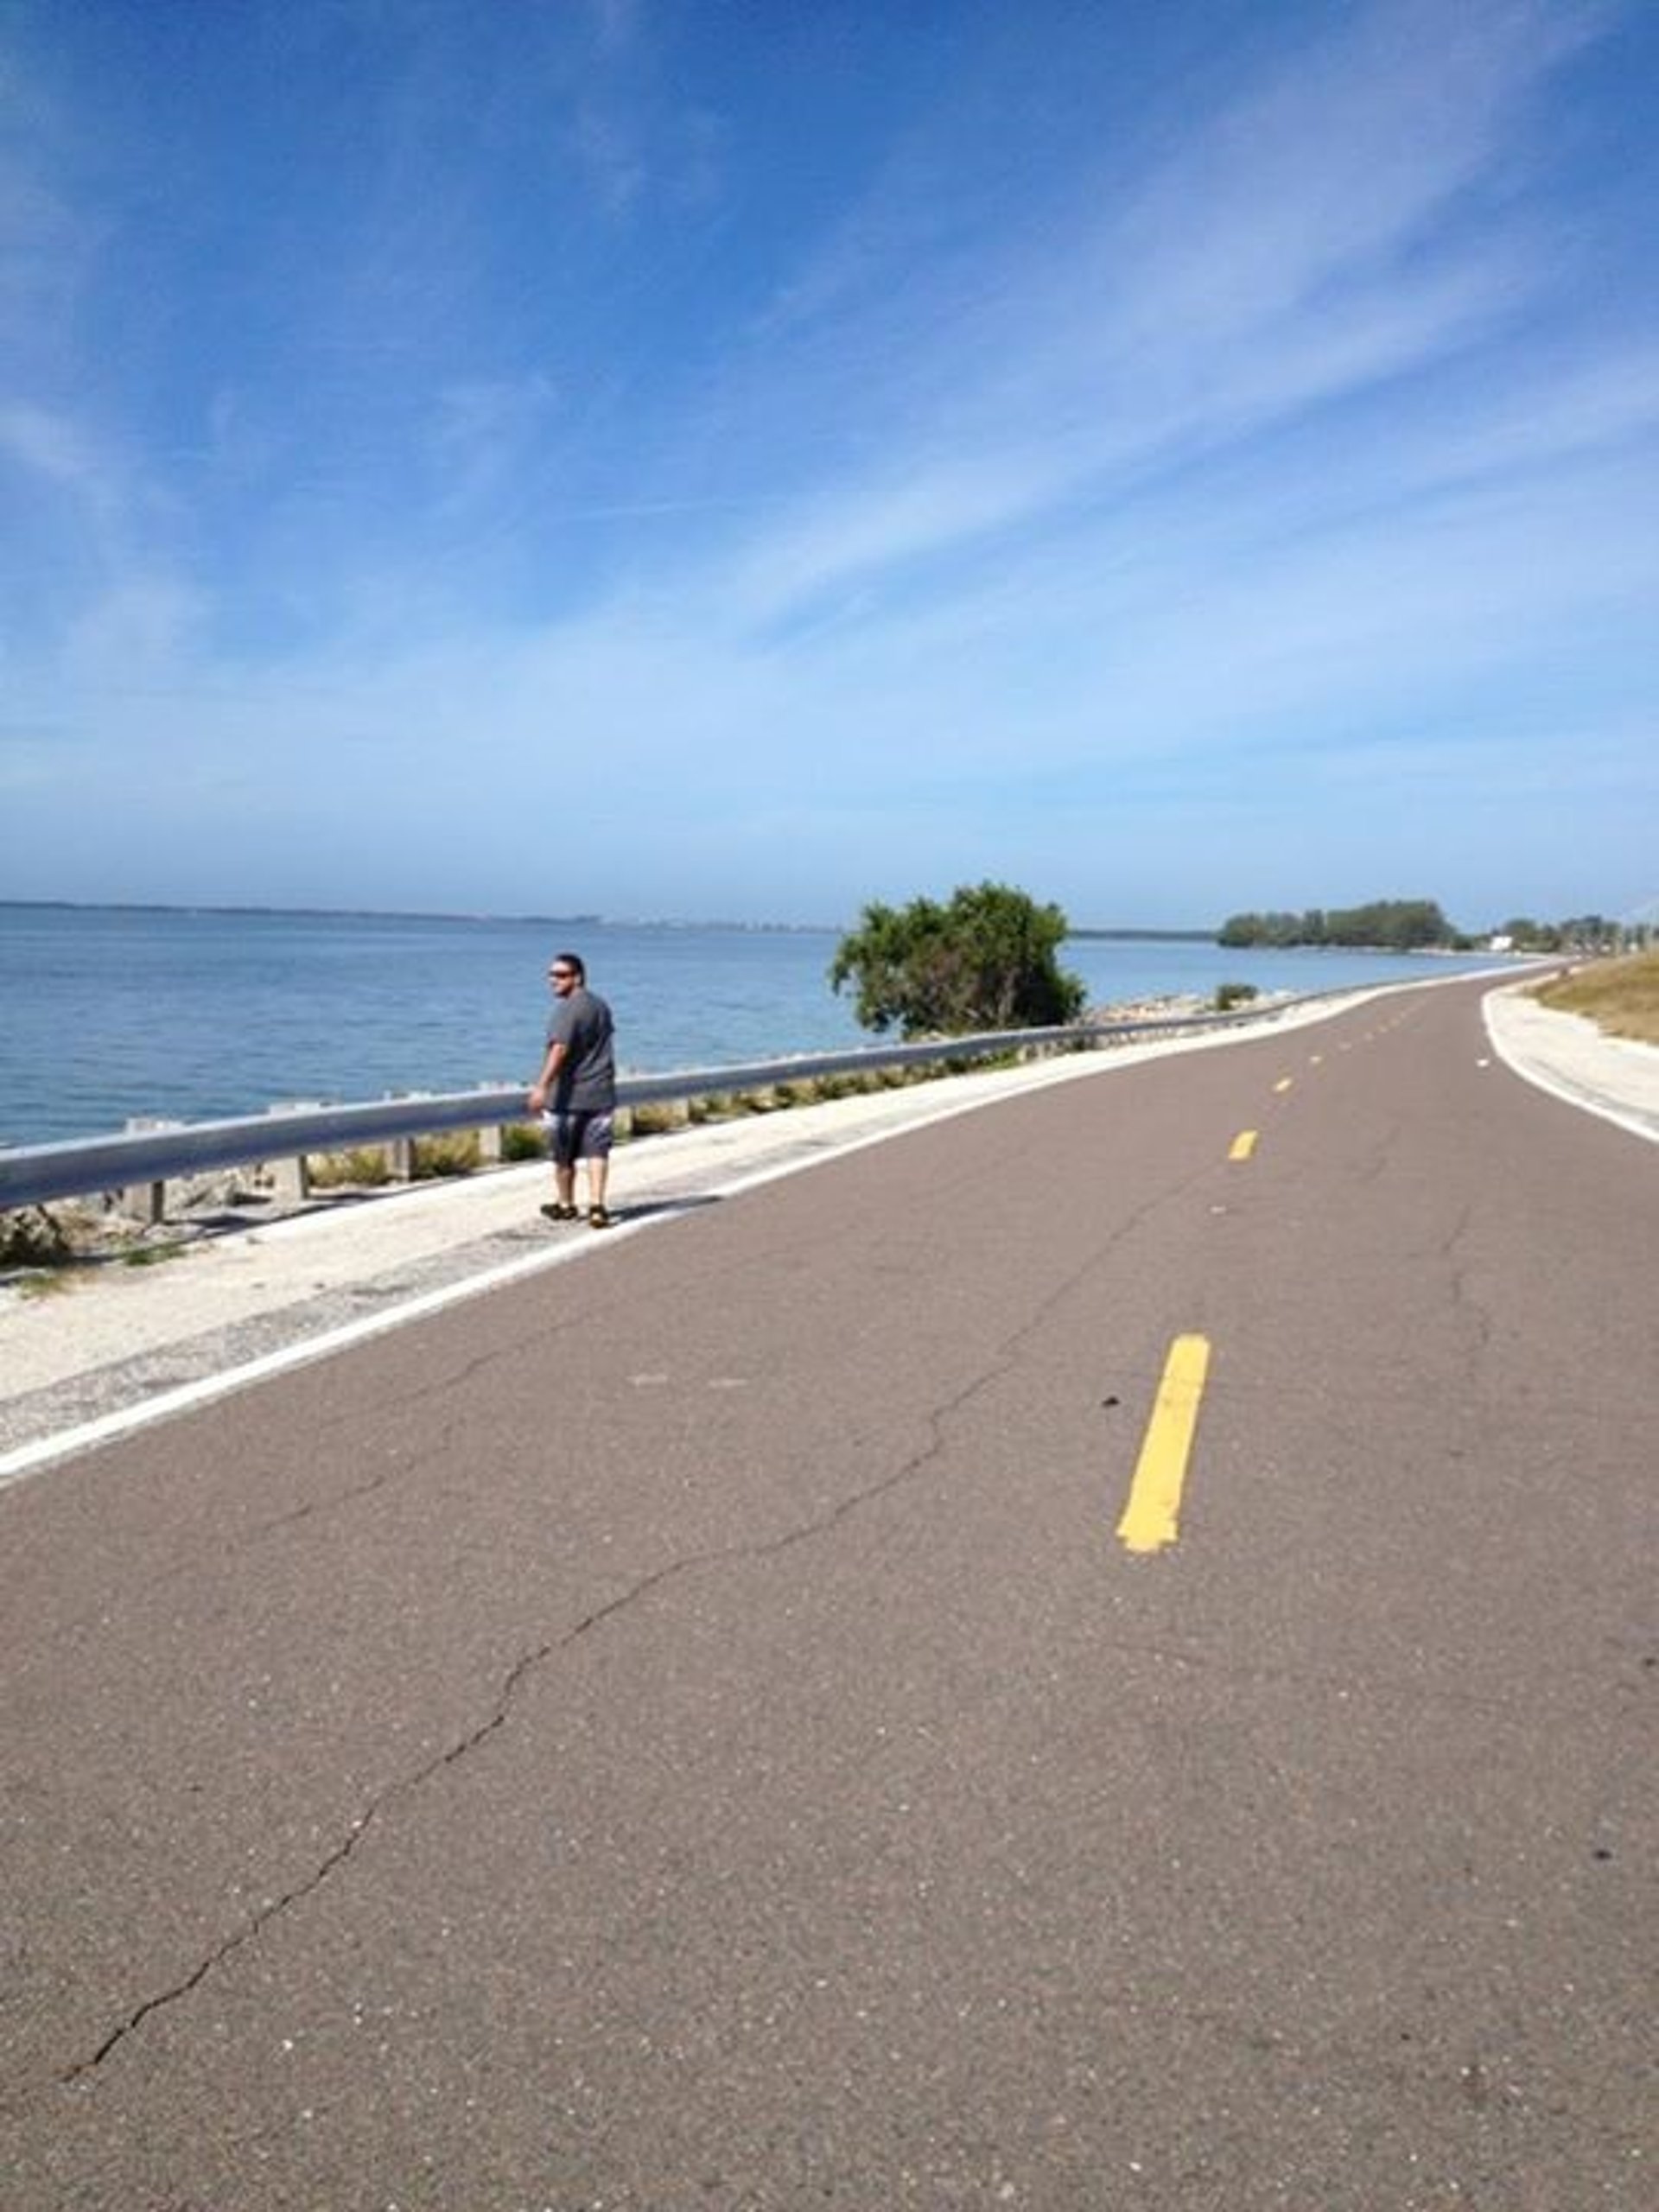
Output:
[
  {"xmin": 307, "ymin": 1146, "xmax": 394, "ymax": 1189},
  {"xmin": 499, "ymin": 1122, "xmax": 545, "ymax": 1161},
  {"xmin": 309, "ymin": 1133, "xmax": 483, "ymax": 1184},
  {"xmin": 1530, "ymin": 950, "xmax": 1659, "ymax": 1046},
  {"xmin": 1214, "ymin": 981, "xmax": 1260, "ymax": 1012},
  {"xmin": 118, "ymin": 1240, "xmax": 189, "ymax": 1268},
  {"xmin": 627, "ymin": 1102, "xmax": 685, "ymax": 1136},
  {"xmin": 412, "ymin": 1132, "xmax": 480, "ymax": 1179}
]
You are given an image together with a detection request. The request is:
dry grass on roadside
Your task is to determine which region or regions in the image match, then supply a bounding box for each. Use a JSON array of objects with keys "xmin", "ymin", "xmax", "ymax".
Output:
[{"xmin": 1529, "ymin": 950, "xmax": 1659, "ymax": 1046}]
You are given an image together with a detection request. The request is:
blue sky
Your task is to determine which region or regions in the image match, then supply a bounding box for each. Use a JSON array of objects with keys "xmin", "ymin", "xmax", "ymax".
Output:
[{"xmin": 2, "ymin": 0, "xmax": 1655, "ymax": 931}]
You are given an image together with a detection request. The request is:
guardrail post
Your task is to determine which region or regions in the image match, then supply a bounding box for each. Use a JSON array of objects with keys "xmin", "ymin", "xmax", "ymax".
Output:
[
  {"xmin": 475, "ymin": 1086, "xmax": 505, "ymax": 1162},
  {"xmin": 268, "ymin": 1155, "xmax": 311, "ymax": 1203},
  {"xmin": 265, "ymin": 1103, "xmax": 321, "ymax": 1204},
  {"xmin": 385, "ymin": 1092, "xmax": 432, "ymax": 1182},
  {"xmin": 121, "ymin": 1118, "xmax": 184, "ymax": 1224}
]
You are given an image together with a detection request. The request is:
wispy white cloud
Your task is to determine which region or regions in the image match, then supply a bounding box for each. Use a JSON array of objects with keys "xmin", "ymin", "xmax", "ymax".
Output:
[
  {"xmin": 623, "ymin": 0, "xmax": 1607, "ymax": 674},
  {"xmin": 1100, "ymin": 0, "xmax": 1594, "ymax": 336},
  {"xmin": 429, "ymin": 373, "xmax": 561, "ymax": 515},
  {"xmin": 0, "ymin": 398, "xmax": 103, "ymax": 491},
  {"xmin": 567, "ymin": 99, "xmax": 650, "ymax": 218},
  {"xmin": 0, "ymin": 0, "xmax": 1651, "ymax": 926},
  {"xmin": 61, "ymin": 574, "xmax": 209, "ymax": 679},
  {"xmin": 0, "ymin": 45, "xmax": 86, "ymax": 354}
]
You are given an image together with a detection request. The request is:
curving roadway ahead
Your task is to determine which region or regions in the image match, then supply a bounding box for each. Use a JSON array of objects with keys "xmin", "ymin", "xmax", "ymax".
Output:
[{"xmin": 1, "ymin": 973, "xmax": 1653, "ymax": 2209}]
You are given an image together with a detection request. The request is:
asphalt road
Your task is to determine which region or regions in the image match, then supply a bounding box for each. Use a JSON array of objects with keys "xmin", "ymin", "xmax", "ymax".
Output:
[{"xmin": 3, "ymin": 976, "xmax": 1653, "ymax": 2209}]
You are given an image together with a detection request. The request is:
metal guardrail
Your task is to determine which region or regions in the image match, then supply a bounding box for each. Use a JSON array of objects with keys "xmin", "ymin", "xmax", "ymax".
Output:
[{"xmin": 0, "ymin": 997, "xmax": 1319, "ymax": 1216}]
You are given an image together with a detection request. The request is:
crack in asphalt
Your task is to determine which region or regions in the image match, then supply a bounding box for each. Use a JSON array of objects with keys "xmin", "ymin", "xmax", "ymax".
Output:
[
  {"xmin": 1439, "ymin": 1204, "xmax": 1502, "ymax": 1372},
  {"xmin": 51, "ymin": 1143, "xmax": 1242, "ymax": 2088},
  {"xmin": 51, "ymin": 1333, "xmax": 1023, "ymax": 2088}
]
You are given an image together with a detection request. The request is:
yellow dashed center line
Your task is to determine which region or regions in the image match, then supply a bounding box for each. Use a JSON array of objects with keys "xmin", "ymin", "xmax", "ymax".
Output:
[
  {"xmin": 1273, "ymin": 1077, "xmax": 1294, "ymax": 1093},
  {"xmin": 1229, "ymin": 1129, "xmax": 1257, "ymax": 1161},
  {"xmin": 1116, "ymin": 1334, "xmax": 1212, "ymax": 1556}
]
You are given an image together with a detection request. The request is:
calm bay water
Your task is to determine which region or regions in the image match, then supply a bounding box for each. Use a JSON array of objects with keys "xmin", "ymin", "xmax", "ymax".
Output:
[{"xmin": 0, "ymin": 904, "xmax": 1512, "ymax": 1148}]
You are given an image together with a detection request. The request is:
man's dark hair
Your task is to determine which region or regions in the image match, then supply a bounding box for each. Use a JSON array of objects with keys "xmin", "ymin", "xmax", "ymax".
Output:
[{"xmin": 554, "ymin": 951, "xmax": 586, "ymax": 985}]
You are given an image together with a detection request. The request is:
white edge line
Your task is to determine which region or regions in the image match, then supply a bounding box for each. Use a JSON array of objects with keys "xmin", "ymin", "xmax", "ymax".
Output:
[
  {"xmin": 0, "ymin": 1060, "xmax": 1126, "ymax": 1493},
  {"xmin": 0, "ymin": 1232, "xmax": 632, "ymax": 1493},
  {"xmin": 0, "ymin": 975, "xmax": 1511, "ymax": 1493}
]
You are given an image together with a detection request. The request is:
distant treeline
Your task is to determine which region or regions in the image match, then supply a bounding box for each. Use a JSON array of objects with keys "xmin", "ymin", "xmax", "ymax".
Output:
[
  {"xmin": 1493, "ymin": 913, "xmax": 1637, "ymax": 953},
  {"xmin": 1217, "ymin": 899, "xmax": 1457, "ymax": 950}
]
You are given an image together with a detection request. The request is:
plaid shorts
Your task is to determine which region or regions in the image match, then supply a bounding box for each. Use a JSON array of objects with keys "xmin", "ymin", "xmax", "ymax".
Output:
[{"xmin": 543, "ymin": 1109, "xmax": 614, "ymax": 1165}]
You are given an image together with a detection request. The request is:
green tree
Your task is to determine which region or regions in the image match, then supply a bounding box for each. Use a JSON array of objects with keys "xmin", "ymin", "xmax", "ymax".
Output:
[
  {"xmin": 1218, "ymin": 898, "xmax": 1458, "ymax": 950},
  {"xmin": 1560, "ymin": 914, "xmax": 1615, "ymax": 951},
  {"xmin": 1217, "ymin": 909, "xmax": 1306, "ymax": 947},
  {"xmin": 1499, "ymin": 916, "xmax": 1559, "ymax": 950},
  {"xmin": 830, "ymin": 881, "xmax": 1087, "ymax": 1039}
]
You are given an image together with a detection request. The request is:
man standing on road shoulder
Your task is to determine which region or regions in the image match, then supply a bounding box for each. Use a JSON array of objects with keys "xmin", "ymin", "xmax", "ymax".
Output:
[{"xmin": 528, "ymin": 951, "xmax": 617, "ymax": 1228}]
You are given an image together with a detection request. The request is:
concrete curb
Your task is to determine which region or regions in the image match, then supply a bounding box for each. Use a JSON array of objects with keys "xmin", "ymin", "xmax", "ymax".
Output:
[{"xmin": 1482, "ymin": 982, "xmax": 1659, "ymax": 1147}]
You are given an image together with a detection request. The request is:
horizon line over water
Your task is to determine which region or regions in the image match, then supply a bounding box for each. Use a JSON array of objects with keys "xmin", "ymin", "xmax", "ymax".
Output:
[
  {"xmin": 0, "ymin": 896, "xmax": 1217, "ymax": 937},
  {"xmin": 2, "ymin": 904, "xmax": 1515, "ymax": 1148}
]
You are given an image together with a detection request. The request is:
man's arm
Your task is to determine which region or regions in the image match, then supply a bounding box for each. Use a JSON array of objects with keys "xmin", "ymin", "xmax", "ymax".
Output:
[{"xmin": 527, "ymin": 1037, "xmax": 568, "ymax": 1114}]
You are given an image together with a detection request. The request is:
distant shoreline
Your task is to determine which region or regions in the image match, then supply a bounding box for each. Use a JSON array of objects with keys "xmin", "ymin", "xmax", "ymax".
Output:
[
  {"xmin": 1, "ymin": 899, "xmax": 1218, "ymax": 940},
  {"xmin": 0, "ymin": 898, "xmax": 607, "ymax": 929}
]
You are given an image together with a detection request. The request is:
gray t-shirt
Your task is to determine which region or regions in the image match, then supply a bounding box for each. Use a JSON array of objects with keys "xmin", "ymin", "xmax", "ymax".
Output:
[{"xmin": 547, "ymin": 987, "xmax": 616, "ymax": 1112}]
